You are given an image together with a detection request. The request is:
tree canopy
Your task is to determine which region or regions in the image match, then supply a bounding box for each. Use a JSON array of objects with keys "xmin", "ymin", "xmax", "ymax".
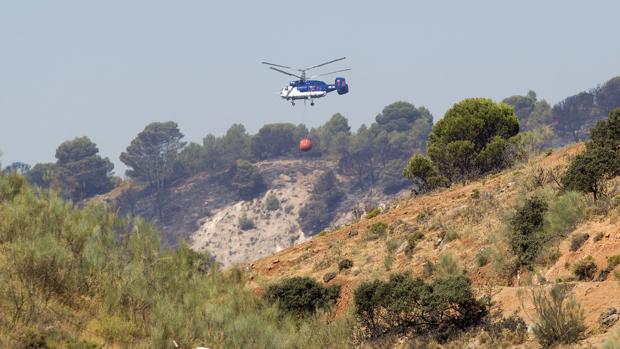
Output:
[
  {"xmin": 427, "ymin": 98, "xmax": 519, "ymax": 182},
  {"xmin": 120, "ymin": 121, "xmax": 186, "ymax": 186},
  {"xmin": 53, "ymin": 136, "xmax": 115, "ymax": 201}
]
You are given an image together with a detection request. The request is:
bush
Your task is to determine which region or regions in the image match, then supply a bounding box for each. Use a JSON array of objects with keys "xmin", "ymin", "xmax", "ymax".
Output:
[
  {"xmin": 572, "ymin": 256, "xmax": 597, "ymax": 281},
  {"xmin": 365, "ymin": 207, "xmax": 380, "ymax": 219},
  {"xmin": 298, "ymin": 171, "xmax": 344, "ymax": 234},
  {"xmin": 232, "ymin": 160, "xmax": 266, "ymax": 200},
  {"xmin": 532, "ymin": 285, "xmax": 585, "ymax": 348},
  {"xmin": 544, "ymin": 191, "xmax": 587, "ymax": 236},
  {"xmin": 264, "ymin": 193, "xmax": 280, "ymax": 211},
  {"xmin": 402, "ymin": 155, "xmax": 448, "ymax": 194},
  {"xmin": 265, "ymin": 277, "xmax": 340, "ymax": 315},
  {"xmin": 476, "ymin": 248, "xmax": 492, "ymax": 267},
  {"xmin": 404, "ymin": 231, "xmax": 424, "ymax": 257},
  {"xmin": 366, "ymin": 222, "xmax": 388, "ymax": 240},
  {"xmin": 238, "ymin": 214, "xmax": 255, "ymax": 231},
  {"xmin": 338, "ymin": 259, "xmax": 353, "ymax": 272},
  {"xmin": 437, "ymin": 254, "xmax": 461, "ymax": 277},
  {"xmin": 508, "ymin": 196, "xmax": 548, "ymax": 267},
  {"xmin": 353, "ymin": 273, "xmax": 488, "ymax": 341},
  {"xmin": 569, "ymin": 233, "xmax": 589, "ymax": 252}
]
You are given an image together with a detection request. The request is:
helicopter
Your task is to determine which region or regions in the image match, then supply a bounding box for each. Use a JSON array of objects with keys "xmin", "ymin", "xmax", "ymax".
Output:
[{"xmin": 262, "ymin": 57, "xmax": 350, "ymax": 106}]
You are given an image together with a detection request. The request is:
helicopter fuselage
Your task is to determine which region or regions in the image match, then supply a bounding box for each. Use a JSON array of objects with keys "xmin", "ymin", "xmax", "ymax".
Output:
[{"xmin": 280, "ymin": 78, "xmax": 348, "ymax": 102}]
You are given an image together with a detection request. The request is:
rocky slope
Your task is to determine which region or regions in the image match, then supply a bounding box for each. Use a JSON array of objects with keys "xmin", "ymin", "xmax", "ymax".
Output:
[
  {"xmin": 97, "ymin": 158, "xmax": 407, "ymax": 266},
  {"xmin": 250, "ymin": 144, "xmax": 620, "ymax": 347}
]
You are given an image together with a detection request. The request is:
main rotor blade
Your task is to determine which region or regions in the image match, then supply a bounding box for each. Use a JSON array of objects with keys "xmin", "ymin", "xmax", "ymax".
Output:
[
  {"xmin": 262, "ymin": 61, "xmax": 292, "ymax": 69},
  {"xmin": 302, "ymin": 57, "xmax": 346, "ymax": 72},
  {"xmin": 269, "ymin": 67, "xmax": 302, "ymax": 79},
  {"xmin": 311, "ymin": 68, "xmax": 352, "ymax": 78}
]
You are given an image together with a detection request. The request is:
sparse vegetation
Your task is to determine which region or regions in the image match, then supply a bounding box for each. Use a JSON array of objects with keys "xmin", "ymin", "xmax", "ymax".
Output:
[
  {"xmin": 365, "ymin": 222, "xmax": 388, "ymax": 240},
  {"xmin": 365, "ymin": 207, "xmax": 380, "ymax": 219},
  {"xmin": 544, "ymin": 191, "xmax": 587, "ymax": 236},
  {"xmin": 298, "ymin": 171, "xmax": 344, "ymax": 234},
  {"xmin": 404, "ymin": 231, "xmax": 424, "ymax": 257},
  {"xmin": 264, "ymin": 193, "xmax": 280, "ymax": 211},
  {"xmin": 531, "ymin": 285, "xmax": 585, "ymax": 348},
  {"xmin": 569, "ymin": 232, "xmax": 589, "ymax": 252},
  {"xmin": 238, "ymin": 214, "xmax": 255, "ymax": 230},
  {"xmin": 572, "ymin": 256, "xmax": 598, "ymax": 281},
  {"xmin": 338, "ymin": 259, "xmax": 353, "ymax": 272},
  {"xmin": 476, "ymin": 248, "xmax": 492, "ymax": 267}
]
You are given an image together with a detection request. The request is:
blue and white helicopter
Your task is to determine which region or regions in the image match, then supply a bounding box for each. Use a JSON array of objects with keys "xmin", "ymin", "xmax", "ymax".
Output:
[{"xmin": 262, "ymin": 57, "xmax": 350, "ymax": 106}]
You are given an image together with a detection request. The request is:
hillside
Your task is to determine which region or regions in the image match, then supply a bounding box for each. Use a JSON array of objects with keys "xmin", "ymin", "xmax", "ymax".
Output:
[
  {"xmin": 250, "ymin": 144, "xmax": 620, "ymax": 347},
  {"xmin": 97, "ymin": 157, "xmax": 407, "ymax": 266}
]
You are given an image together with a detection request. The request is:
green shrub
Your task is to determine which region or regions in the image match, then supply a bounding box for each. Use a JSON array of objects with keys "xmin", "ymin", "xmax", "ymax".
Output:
[
  {"xmin": 338, "ymin": 259, "xmax": 353, "ymax": 272},
  {"xmin": 385, "ymin": 239, "xmax": 399, "ymax": 254},
  {"xmin": 354, "ymin": 273, "xmax": 488, "ymax": 341},
  {"xmin": 442, "ymin": 228, "xmax": 459, "ymax": 242},
  {"xmin": 608, "ymin": 255, "xmax": 620, "ymax": 269},
  {"xmin": 544, "ymin": 191, "xmax": 587, "ymax": 236},
  {"xmin": 265, "ymin": 277, "xmax": 340, "ymax": 316},
  {"xmin": 476, "ymin": 248, "xmax": 492, "ymax": 267},
  {"xmin": 264, "ymin": 193, "xmax": 280, "ymax": 211},
  {"xmin": 298, "ymin": 171, "xmax": 344, "ymax": 234},
  {"xmin": 437, "ymin": 254, "xmax": 461, "ymax": 277},
  {"xmin": 232, "ymin": 160, "xmax": 266, "ymax": 200},
  {"xmin": 402, "ymin": 155, "xmax": 448, "ymax": 194},
  {"xmin": 572, "ymin": 256, "xmax": 597, "ymax": 281},
  {"xmin": 532, "ymin": 285, "xmax": 585, "ymax": 348},
  {"xmin": 404, "ymin": 231, "xmax": 424, "ymax": 257},
  {"xmin": 384, "ymin": 255, "xmax": 394, "ymax": 271},
  {"xmin": 508, "ymin": 196, "xmax": 548, "ymax": 267},
  {"xmin": 365, "ymin": 207, "xmax": 380, "ymax": 219},
  {"xmin": 0, "ymin": 174, "xmax": 353, "ymax": 348},
  {"xmin": 238, "ymin": 214, "xmax": 255, "ymax": 231},
  {"xmin": 366, "ymin": 222, "xmax": 388, "ymax": 240},
  {"xmin": 569, "ymin": 232, "xmax": 589, "ymax": 252},
  {"xmin": 598, "ymin": 255, "xmax": 620, "ymax": 281}
]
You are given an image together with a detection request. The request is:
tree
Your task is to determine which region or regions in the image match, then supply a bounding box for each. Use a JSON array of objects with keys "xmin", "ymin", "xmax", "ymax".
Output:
[
  {"xmin": 26, "ymin": 163, "xmax": 57, "ymax": 188},
  {"xmin": 318, "ymin": 113, "xmax": 351, "ymax": 156},
  {"xmin": 375, "ymin": 101, "xmax": 433, "ymax": 133},
  {"xmin": 4, "ymin": 162, "xmax": 31, "ymax": 175},
  {"xmin": 562, "ymin": 109, "xmax": 620, "ymax": 200},
  {"xmin": 551, "ymin": 91, "xmax": 597, "ymax": 143},
  {"xmin": 231, "ymin": 160, "xmax": 266, "ymax": 200},
  {"xmin": 503, "ymin": 90, "xmax": 552, "ymax": 131},
  {"xmin": 250, "ymin": 123, "xmax": 297, "ymax": 160},
  {"xmin": 120, "ymin": 122, "xmax": 186, "ymax": 218},
  {"xmin": 54, "ymin": 137, "xmax": 115, "ymax": 201},
  {"xmin": 298, "ymin": 170, "xmax": 344, "ymax": 234},
  {"xmin": 121, "ymin": 122, "xmax": 186, "ymax": 186},
  {"xmin": 561, "ymin": 146, "xmax": 619, "ymax": 201},
  {"xmin": 596, "ymin": 76, "xmax": 620, "ymax": 115},
  {"xmin": 353, "ymin": 273, "xmax": 488, "ymax": 341},
  {"xmin": 403, "ymin": 155, "xmax": 448, "ymax": 194},
  {"xmin": 427, "ymin": 98, "xmax": 519, "ymax": 182},
  {"xmin": 265, "ymin": 277, "xmax": 340, "ymax": 315}
]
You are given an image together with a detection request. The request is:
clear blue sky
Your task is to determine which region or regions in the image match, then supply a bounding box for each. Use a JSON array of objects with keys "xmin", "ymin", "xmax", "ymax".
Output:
[{"xmin": 1, "ymin": 1, "xmax": 619, "ymax": 174}]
